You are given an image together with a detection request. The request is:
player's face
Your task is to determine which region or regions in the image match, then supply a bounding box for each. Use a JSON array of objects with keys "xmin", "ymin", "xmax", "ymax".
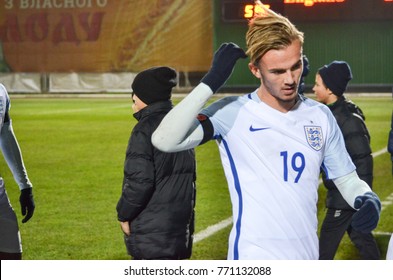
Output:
[
  {"xmin": 132, "ymin": 94, "xmax": 147, "ymax": 113},
  {"xmin": 313, "ymin": 74, "xmax": 332, "ymax": 105},
  {"xmin": 249, "ymin": 40, "xmax": 303, "ymax": 111}
]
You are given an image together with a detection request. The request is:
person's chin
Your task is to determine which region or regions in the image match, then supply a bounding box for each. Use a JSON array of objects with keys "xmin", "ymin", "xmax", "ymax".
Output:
[{"xmin": 281, "ymin": 88, "xmax": 297, "ymax": 99}]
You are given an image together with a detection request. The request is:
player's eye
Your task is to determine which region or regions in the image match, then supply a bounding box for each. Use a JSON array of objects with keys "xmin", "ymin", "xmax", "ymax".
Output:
[
  {"xmin": 292, "ymin": 61, "xmax": 302, "ymax": 71},
  {"xmin": 270, "ymin": 69, "xmax": 286, "ymax": 75}
]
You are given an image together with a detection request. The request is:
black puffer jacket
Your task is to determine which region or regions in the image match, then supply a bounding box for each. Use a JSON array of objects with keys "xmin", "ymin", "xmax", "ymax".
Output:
[
  {"xmin": 322, "ymin": 96, "xmax": 373, "ymax": 210},
  {"xmin": 116, "ymin": 100, "xmax": 196, "ymax": 259}
]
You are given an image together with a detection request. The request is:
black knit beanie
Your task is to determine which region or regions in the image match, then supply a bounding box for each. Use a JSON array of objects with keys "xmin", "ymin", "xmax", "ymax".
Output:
[
  {"xmin": 318, "ymin": 61, "xmax": 352, "ymax": 97},
  {"xmin": 132, "ymin": 66, "xmax": 177, "ymax": 105}
]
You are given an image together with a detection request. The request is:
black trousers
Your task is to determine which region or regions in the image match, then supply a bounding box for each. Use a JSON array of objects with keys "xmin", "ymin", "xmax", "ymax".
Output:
[
  {"xmin": 319, "ymin": 208, "xmax": 380, "ymax": 260},
  {"xmin": 0, "ymin": 252, "xmax": 22, "ymax": 260}
]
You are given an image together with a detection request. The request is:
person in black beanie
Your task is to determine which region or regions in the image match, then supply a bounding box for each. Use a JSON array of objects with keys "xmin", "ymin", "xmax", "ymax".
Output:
[
  {"xmin": 116, "ymin": 66, "xmax": 196, "ymax": 260},
  {"xmin": 313, "ymin": 61, "xmax": 380, "ymax": 259}
]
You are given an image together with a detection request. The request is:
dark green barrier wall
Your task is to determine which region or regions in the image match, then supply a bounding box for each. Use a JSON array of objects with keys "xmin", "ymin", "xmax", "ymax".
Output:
[{"xmin": 213, "ymin": 1, "xmax": 393, "ymax": 92}]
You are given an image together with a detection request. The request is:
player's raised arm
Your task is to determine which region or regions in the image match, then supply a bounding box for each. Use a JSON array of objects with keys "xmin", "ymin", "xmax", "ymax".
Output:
[{"xmin": 152, "ymin": 43, "xmax": 246, "ymax": 152}]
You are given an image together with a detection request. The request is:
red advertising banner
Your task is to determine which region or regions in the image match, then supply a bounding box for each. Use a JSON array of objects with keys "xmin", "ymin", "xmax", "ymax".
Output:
[{"xmin": 0, "ymin": 0, "xmax": 213, "ymax": 73}]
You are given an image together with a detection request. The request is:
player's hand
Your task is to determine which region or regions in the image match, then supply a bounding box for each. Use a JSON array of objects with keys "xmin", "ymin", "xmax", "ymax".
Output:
[
  {"xmin": 19, "ymin": 188, "xmax": 35, "ymax": 223},
  {"xmin": 120, "ymin": 221, "xmax": 131, "ymax": 236},
  {"xmin": 351, "ymin": 191, "xmax": 381, "ymax": 233},
  {"xmin": 201, "ymin": 42, "xmax": 247, "ymax": 93}
]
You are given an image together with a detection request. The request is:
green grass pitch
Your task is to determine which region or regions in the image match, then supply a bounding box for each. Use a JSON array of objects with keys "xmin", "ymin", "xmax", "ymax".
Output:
[{"xmin": 0, "ymin": 95, "xmax": 392, "ymax": 260}]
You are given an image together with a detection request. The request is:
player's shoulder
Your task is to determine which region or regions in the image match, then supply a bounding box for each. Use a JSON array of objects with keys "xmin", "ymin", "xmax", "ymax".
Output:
[
  {"xmin": 300, "ymin": 95, "xmax": 338, "ymax": 128},
  {"xmin": 202, "ymin": 94, "xmax": 246, "ymax": 117},
  {"xmin": 0, "ymin": 83, "xmax": 10, "ymax": 101},
  {"xmin": 220, "ymin": 93, "xmax": 251, "ymax": 107},
  {"xmin": 0, "ymin": 83, "xmax": 7, "ymax": 96},
  {"xmin": 217, "ymin": 94, "xmax": 241, "ymax": 104},
  {"xmin": 301, "ymin": 95, "xmax": 331, "ymax": 114},
  {"xmin": 301, "ymin": 95, "xmax": 321, "ymax": 106},
  {"xmin": 0, "ymin": 83, "xmax": 10, "ymax": 105},
  {"xmin": 0, "ymin": 84, "xmax": 10, "ymax": 125}
]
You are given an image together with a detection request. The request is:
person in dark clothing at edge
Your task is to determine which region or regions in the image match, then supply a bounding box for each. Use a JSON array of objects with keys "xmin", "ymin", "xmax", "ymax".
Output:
[
  {"xmin": 387, "ymin": 110, "xmax": 393, "ymax": 259},
  {"xmin": 313, "ymin": 61, "xmax": 381, "ymax": 260},
  {"xmin": 116, "ymin": 66, "xmax": 196, "ymax": 260},
  {"xmin": 388, "ymin": 110, "xmax": 393, "ymax": 175}
]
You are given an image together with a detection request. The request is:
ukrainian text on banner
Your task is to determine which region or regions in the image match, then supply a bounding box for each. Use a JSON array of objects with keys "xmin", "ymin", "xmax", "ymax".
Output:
[{"xmin": 0, "ymin": 0, "xmax": 212, "ymax": 73}]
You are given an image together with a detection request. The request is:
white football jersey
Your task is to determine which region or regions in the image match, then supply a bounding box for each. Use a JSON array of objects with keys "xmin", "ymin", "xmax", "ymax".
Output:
[{"xmin": 201, "ymin": 90, "xmax": 355, "ymax": 260}]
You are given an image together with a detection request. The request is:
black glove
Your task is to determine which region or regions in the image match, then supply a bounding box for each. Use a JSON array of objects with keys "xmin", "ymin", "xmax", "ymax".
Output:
[
  {"xmin": 19, "ymin": 188, "xmax": 35, "ymax": 223},
  {"xmin": 351, "ymin": 191, "xmax": 381, "ymax": 233},
  {"xmin": 201, "ymin": 42, "xmax": 247, "ymax": 93}
]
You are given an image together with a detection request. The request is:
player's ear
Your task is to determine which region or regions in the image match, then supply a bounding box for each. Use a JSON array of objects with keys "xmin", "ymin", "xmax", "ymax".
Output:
[{"xmin": 249, "ymin": 62, "xmax": 261, "ymax": 79}]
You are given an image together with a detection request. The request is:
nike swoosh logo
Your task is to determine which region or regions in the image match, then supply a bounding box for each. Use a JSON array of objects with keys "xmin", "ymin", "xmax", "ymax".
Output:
[{"xmin": 249, "ymin": 125, "xmax": 270, "ymax": 132}]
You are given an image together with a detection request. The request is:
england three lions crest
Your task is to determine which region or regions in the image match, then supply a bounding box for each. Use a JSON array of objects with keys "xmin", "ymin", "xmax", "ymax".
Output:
[{"xmin": 304, "ymin": 126, "xmax": 323, "ymax": 151}]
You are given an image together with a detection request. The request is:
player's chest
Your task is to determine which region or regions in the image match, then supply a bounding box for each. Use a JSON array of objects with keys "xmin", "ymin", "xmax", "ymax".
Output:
[{"xmin": 226, "ymin": 105, "xmax": 328, "ymax": 160}]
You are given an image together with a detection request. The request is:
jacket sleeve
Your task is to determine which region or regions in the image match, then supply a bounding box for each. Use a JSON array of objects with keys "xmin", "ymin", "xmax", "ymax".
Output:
[
  {"xmin": 341, "ymin": 115, "xmax": 373, "ymax": 187},
  {"xmin": 116, "ymin": 128, "xmax": 155, "ymax": 222}
]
